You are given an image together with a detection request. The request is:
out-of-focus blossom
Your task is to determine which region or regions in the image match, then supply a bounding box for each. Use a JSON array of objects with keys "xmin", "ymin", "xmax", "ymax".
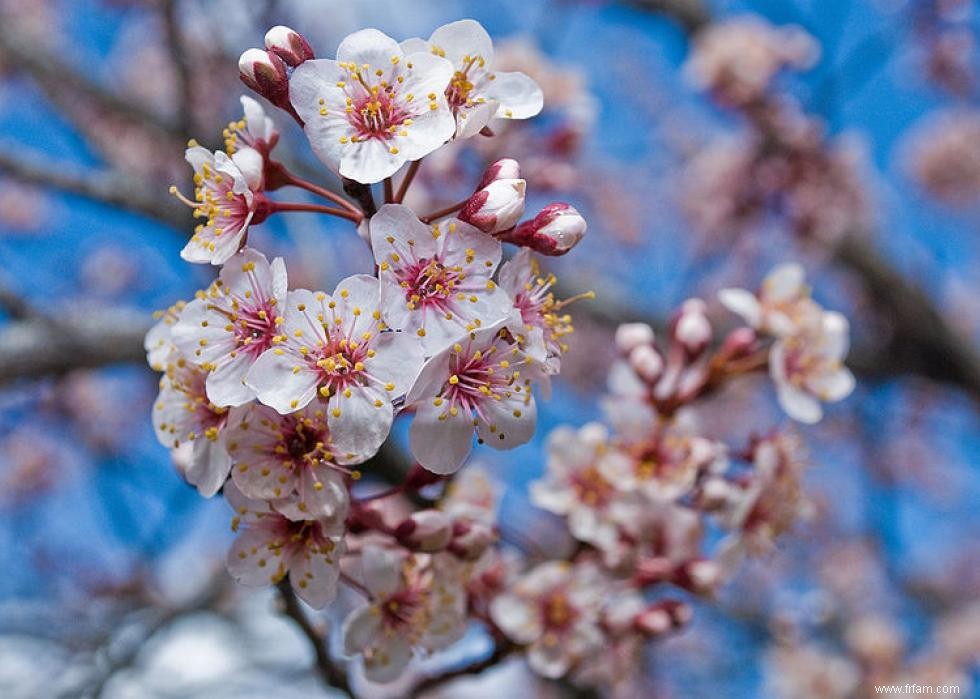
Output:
[
  {"xmin": 491, "ymin": 560, "xmax": 607, "ymax": 678},
  {"xmin": 685, "ymin": 16, "xmax": 819, "ymax": 106},
  {"xmin": 172, "ymin": 248, "xmax": 287, "ymax": 407},
  {"xmin": 172, "ymin": 144, "xmax": 267, "ymax": 265},
  {"xmin": 225, "ymin": 481, "xmax": 344, "ymax": 609},
  {"xmin": 405, "ymin": 320, "xmax": 539, "ymax": 474},
  {"xmin": 342, "ymin": 546, "xmax": 466, "ymax": 683},
  {"xmin": 401, "ymin": 19, "xmax": 543, "ymax": 138},
  {"xmin": 764, "ymin": 642, "xmax": 861, "ymax": 699},
  {"xmin": 904, "ymin": 109, "xmax": 980, "ymax": 206},
  {"xmin": 289, "ymin": 28, "xmax": 455, "ymax": 183},
  {"xmin": 370, "ymin": 204, "xmax": 511, "ymax": 353},
  {"xmin": 246, "ymin": 275, "xmax": 423, "ymax": 455},
  {"xmin": 770, "ymin": 311, "xmax": 855, "ymax": 423},
  {"xmin": 719, "ymin": 262, "xmax": 818, "ymax": 337}
]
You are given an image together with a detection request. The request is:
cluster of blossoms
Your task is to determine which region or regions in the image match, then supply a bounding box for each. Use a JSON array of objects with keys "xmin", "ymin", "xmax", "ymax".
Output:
[
  {"xmin": 903, "ymin": 108, "xmax": 980, "ymax": 206},
  {"xmin": 144, "ymin": 18, "xmax": 855, "ymax": 691},
  {"xmin": 681, "ymin": 17, "xmax": 869, "ymax": 243}
]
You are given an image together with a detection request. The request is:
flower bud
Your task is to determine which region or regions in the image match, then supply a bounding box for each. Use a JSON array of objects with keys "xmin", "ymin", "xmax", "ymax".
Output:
[
  {"xmin": 394, "ymin": 510, "xmax": 453, "ymax": 552},
  {"xmin": 635, "ymin": 600, "xmax": 692, "ymax": 636},
  {"xmin": 615, "ymin": 322, "xmax": 655, "ymax": 353},
  {"xmin": 459, "ymin": 178, "xmax": 527, "ymax": 233},
  {"xmin": 476, "ymin": 158, "xmax": 521, "ymax": 189},
  {"xmin": 238, "ymin": 49, "xmax": 293, "ymax": 117},
  {"xmin": 671, "ymin": 298, "xmax": 712, "ymax": 355},
  {"xmin": 448, "ymin": 519, "xmax": 496, "ymax": 561},
  {"xmin": 264, "ymin": 25, "xmax": 315, "ymax": 67},
  {"xmin": 502, "ymin": 202, "xmax": 586, "ymax": 256},
  {"xmin": 628, "ymin": 344, "xmax": 664, "ymax": 382}
]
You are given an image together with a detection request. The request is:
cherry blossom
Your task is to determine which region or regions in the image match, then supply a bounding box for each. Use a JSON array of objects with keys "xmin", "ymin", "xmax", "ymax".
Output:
[
  {"xmin": 225, "ymin": 481, "xmax": 345, "ymax": 609},
  {"xmin": 370, "ymin": 204, "xmax": 512, "ymax": 353},
  {"xmin": 152, "ymin": 355, "xmax": 233, "ymax": 497},
  {"xmin": 224, "ymin": 402, "xmax": 358, "ymax": 522},
  {"xmin": 246, "ymin": 275, "xmax": 424, "ymax": 455},
  {"xmin": 171, "ymin": 248, "xmax": 287, "ymax": 407},
  {"xmin": 144, "ymin": 300, "xmax": 185, "ymax": 372},
  {"xmin": 770, "ymin": 311, "xmax": 855, "ymax": 423},
  {"xmin": 719, "ymin": 262, "xmax": 819, "ymax": 337},
  {"xmin": 401, "ymin": 19, "xmax": 544, "ymax": 138},
  {"xmin": 288, "ymin": 28, "xmax": 455, "ymax": 184},
  {"xmin": 405, "ymin": 320, "xmax": 540, "ymax": 474},
  {"xmin": 490, "ymin": 560, "xmax": 606, "ymax": 678},
  {"xmin": 172, "ymin": 144, "xmax": 268, "ymax": 265},
  {"xmin": 223, "ymin": 96, "xmax": 279, "ymax": 156},
  {"xmin": 342, "ymin": 545, "xmax": 466, "ymax": 683}
]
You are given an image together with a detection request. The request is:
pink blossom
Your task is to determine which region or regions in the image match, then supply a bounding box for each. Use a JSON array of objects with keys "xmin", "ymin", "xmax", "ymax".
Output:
[
  {"xmin": 171, "ymin": 248, "xmax": 287, "ymax": 407},
  {"xmin": 719, "ymin": 262, "xmax": 819, "ymax": 337},
  {"xmin": 370, "ymin": 204, "xmax": 511, "ymax": 353},
  {"xmin": 223, "ymin": 96, "xmax": 279, "ymax": 156},
  {"xmin": 342, "ymin": 546, "xmax": 466, "ymax": 683},
  {"xmin": 288, "ymin": 28, "xmax": 455, "ymax": 184},
  {"xmin": 225, "ymin": 481, "xmax": 345, "ymax": 609},
  {"xmin": 172, "ymin": 144, "xmax": 267, "ymax": 265},
  {"xmin": 401, "ymin": 19, "xmax": 543, "ymax": 138},
  {"xmin": 490, "ymin": 560, "xmax": 606, "ymax": 678},
  {"xmin": 405, "ymin": 320, "xmax": 540, "ymax": 474},
  {"xmin": 246, "ymin": 275, "xmax": 424, "ymax": 455},
  {"xmin": 904, "ymin": 109, "xmax": 980, "ymax": 206}
]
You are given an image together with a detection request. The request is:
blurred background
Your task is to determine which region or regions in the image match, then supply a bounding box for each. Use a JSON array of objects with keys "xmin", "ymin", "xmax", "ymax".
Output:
[{"xmin": 0, "ymin": 0, "xmax": 978, "ymax": 697}]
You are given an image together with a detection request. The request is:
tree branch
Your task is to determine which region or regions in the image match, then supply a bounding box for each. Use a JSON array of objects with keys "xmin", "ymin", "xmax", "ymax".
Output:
[
  {"xmin": 159, "ymin": 0, "xmax": 196, "ymax": 138},
  {"xmin": 275, "ymin": 580, "xmax": 352, "ymax": 697},
  {"xmin": 0, "ymin": 144, "xmax": 188, "ymax": 228},
  {"xmin": 412, "ymin": 640, "xmax": 517, "ymax": 695}
]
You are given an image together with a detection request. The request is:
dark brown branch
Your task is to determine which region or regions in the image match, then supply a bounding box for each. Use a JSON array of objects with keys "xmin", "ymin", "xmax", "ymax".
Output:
[
  {"xmin": 159, "ymin": 0, "xmax": 196, "ymax": 138},
  {"xmin": 623, "ymin": 0, "xmax": 710, "ymax": 33},
  {"xmin": 412, "ymin": 640, "xmax": 517, "ymax": 695},
  {"xmin": 275, "ymin": 580, "xmax": 352, "ymax": 696},
  {"xmin": 0, "ymin": 144, "xmax": 188, "ymax": 228},
  {"xmin": 0, "ymin": 308, "xmax": 152, "ymax": 385}
]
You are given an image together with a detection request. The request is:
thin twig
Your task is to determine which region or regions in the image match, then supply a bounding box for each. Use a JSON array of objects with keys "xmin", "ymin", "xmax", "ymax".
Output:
[
  {"xmin": 275, "ymin": 580, "xmax": 352, "ymax": 696},
  {"xmin": 394, "ymin": 159, "xmax": 421, "ymax": 203}
]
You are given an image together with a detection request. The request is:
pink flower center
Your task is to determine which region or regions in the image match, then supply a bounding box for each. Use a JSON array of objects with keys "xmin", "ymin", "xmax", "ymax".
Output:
[
  {"xmin": 399, "ymin": 257, "xmax": 464, "ymax": 313},
  {"xmin": 308, "ymin": 332, "xmax": 371, "ymax": 395},
  {"xmin": 571, "ymin": 464, "xmax": 615, "ymax": 508},
  {"xmin": 381, "ymin": 587, "xmax": 424, "ymax": 630},
  {"xmin": 233, "ymin": 301, "xmax": 279, "ymax": 357},
  {"xmin": 540, "ymin": 591, "xmax": 578, "ymax": 632},
  {"xmin": 441, "ymin": 341, "xmax": 515, "ymax": 420},
  {"xmin": 349, "ymin": 88, "xmax": 409, "ymax": 141},
  {"xmin": 445, "ymin": 56, "xmax": 485, "ymax": 111}
]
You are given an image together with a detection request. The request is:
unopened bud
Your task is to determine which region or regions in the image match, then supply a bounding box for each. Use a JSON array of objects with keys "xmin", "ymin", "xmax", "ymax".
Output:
[
  {"xmin": 448, "ymin": 519, "xmax": 496, "ymax": 560},
  {"xmin": 718, "ymin": 326, "xmax": 757, "ymax": 362},
  {"xmin": 395, "ymin": 510, "xmax": 453, "ymax": 552},
  {"xmin": 615, "ymin": 322, "xmax": 655, "ymax": 353},
  {"xmin": 672, "ymin": 298, "xmax": 712, "ymax": 355},
  {"xmin": 459, "ymin": 178, "xmax": 526, "ymax": 233},
  {"xmin": 264, "ymin": 25, "xmax": 315, "ymax": 67},
  {"xmin": 502, "ymin": 202, "xmax": 586, "ymax": 256},
  {"xmin": 629, "ymin": 344, "xmax": 664, "ymax": 382},
  {"xmin": 635, "ymin": 600, "xmax": 692, "ymax": 636},
  {"xmin": 238, "ymin": 49, "xmax": 293, "ymax": 117},
  {"xmin": 477, "ymin": 158, "xmax": 521, "ymax": 189}
]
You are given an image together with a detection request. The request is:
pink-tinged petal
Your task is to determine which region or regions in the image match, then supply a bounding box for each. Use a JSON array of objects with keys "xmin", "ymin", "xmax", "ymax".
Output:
[
  {"xmin": 489, "ymin": 593, "xmax": 541, "ymax": 644},
  {"xmin": 777, "ymin": 384, "xmax": 823, "ymax": 424},
  {"xmin": 361, "ymin": 545, "xmax": 402, "ymax": 598},
  {"xmin": 428, "ymin": 19, "xmax": 494, "ymax": 64},
  {"xmin": 287, "ymin": 536, "xmax": 344, "ymax": 609},
  {"xmin": 456, "ymin": 100, "xmax": 499, "ymax": 138},
  {"xmin": 343, "ymin": 604, "xmax": 382, "ymax": 655},
  {"xmin": 764, "ymin": 263, "xmax": 806, "ymax": 302},
  {"xmin": 487, "ymin": 70, "xmax": 543, "ymax": 119},
  {"xmin": 336, "ymin": 28, "xmax": 401, "ymax": 69},
  {"xmin": 421, "ymin": 606, "xmax": 466, "ymax": 652},
  {"xmin": 171, "ymin": 298, "xmax": 237, "ymax": 364},
  {"xmin": 270, "ymin": 257, "xmax": 288, "ymax": 301},
  {"xmin": 808, "ymin": 367, "xmax": 855, "ymax": 403},
  {"xmin": 409, "ymin": 399, "xmax": 474, "ymax": 474},
  {"xmin": 370, "ymin": 204, "xmax": 437, "ymax": 261},
  {"xmin": 185, "ymin": 437, "xmax": 232, "ymax": 497},
  {"xmin": 223, "ymin": 479, "xmax": 272, "ymax": 518},
  {"xmin": 363, "ymin": 634, "xmax": 413, "ymax": 684},
  {"xmin": 279, "ymin": 467, "xmax": 349, "ymax": 525},
  {"xmin": 477, "ymin": 392, "xmax": 537, "ymax": 450},
  {"xmin": 231, "ymin": 147, "xmax": 264, "ymax": 191},
  {"xmin": 205, "ymin": 351, "xmax": 256, "ymax": 407},
  {"xmin": 529, "ymin": 481, "xmax": 575, "ymax": 514},
  {"xmin": 328, "ymin": 386, "xmax": 392, "ymax": 456},
  {"xmin": 330, "ymin": 274, "xmax": 380, "ymax": 339},
  {"xmin": 718, "ymin": 288, "xmax": 762, "ymax": 328},
  {"xmin": 246, "ymin": 349, "xmax": 319, "ymax": 414},
  {"xmin": 227, "ymin": 525, "xmax": 284, "ymax": 587}
]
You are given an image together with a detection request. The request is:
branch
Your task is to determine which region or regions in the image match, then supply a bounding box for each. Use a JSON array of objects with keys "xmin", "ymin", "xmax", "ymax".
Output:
[
  {"xmin": 412, "ymin": 640, "xmax": 517, "ymax": 695},
  {"xmin": 623, "ymin": 0, "xmax": 710, "ymax": 33},
  {"xmin": 0, "ymin": 144, "xmax": 187, "ymax": 228},
  {"xmin": 275, "ymin": 580, "xmax": 352, "ymax": 696},
  {"xmin": 160, "ymin": 0, "xmax": 196, "ymax": 137},
  {"xmin": 0, "ymin": 307, "xmax": 152, "ymax": 385}
]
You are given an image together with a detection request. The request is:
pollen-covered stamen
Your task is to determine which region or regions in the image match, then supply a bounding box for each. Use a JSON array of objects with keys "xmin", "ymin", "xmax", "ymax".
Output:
[
  {"xmin": 163, "ymin": 361, "xmax": 229, "ymax": 443},
  {"xmin": 331, "ymin": 61, "xmax": 423, "ymax": 149},
  {"xmin": 436, "ymin": 335, "xmax": 524, "ymax": 423},
  {"xmin": 570, "ymin": 465, "xmax": 616, "ymax": 508},
  {"xmin": 540, "ymin": 590, "xmax": 579, "ymax": 634},
  {"xmin": 380, "ymin": 586, "xmax": 426, "ymax": 630},
  {"xmin": 443, "ymin": 54, "xmax": 488, "ymax": 110},
  {"xmin": 511, "ymin": 262, "xmax": 590, "ymax": 355},
  {"xmin": 399, "ymin": 256, "xmax": 465, "ymax": 314}
]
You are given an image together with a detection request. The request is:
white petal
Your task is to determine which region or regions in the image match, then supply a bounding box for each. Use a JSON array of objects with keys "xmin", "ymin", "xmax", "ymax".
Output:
[
  {"xmin": 343, "ymin": 604, "xmax": 382, "ymax": 655},
  {"xmin": 764, "ymin": 263, "xmax": 805, "ymax": 302},
  {"xmin": 288, "ymin": 535, "xmax": 343, "ymax": 609},
  {"xmin": 205, "ymin": 352, "xmax": 256, "ymax": 407},
  {"xmin": 718, "ymin": 288, "xmax": 762, "ymax": 328},
  {"xmin": 337, "ymin": 28, "xmax": 401, "ymax": 70},
  {"xmin": 489, "ymin": 594, "xmax": 541, "ymax": 644},
  {"xmin": 808, "ymin": 367, "xmax": 855, "ymax": 402},
  {"xmin": 527, "ymin": 640, "xmax": 572, "ymax": 678},
  {"xmin": 409, "ymin": 398, "xmax": 474, "ymax": 474},
  {"xmin": 227, "ymin": 525, "xmax": 283, "ymax": 587},
  {"xmin": 428, "ymin": 19, "xmax": 494, "ymax": 65},
  {"xmin": 777, "ymin": 384, "xmax": 823, "ymax": 424},
  {"xmin": 361, "ymin": 545, "xmax": 402, "ymax": 598},
  {"xmin": 185, "ymin": 437, "xmax": 232, "ymax": 497},
  {"xmin": 328, "ymin": 386, "xmax": 392, "ymax": 457},
  {"xmin": 363, "ymin": 634, "xmax": 413, "ymax": 684},
  {"xmin": 455, "ymin": 100, "xmax": 499, "ymax": 139},
  {"xmin": 246, "ymin": 349, "xmax": 319, "ymax": 414},
  {"xmin": 486, "ymin": 70, "xmax": 543, "ymax": 119},
  {"xmin": 477, "ymin": 392, "xmax": 537, "ymax": 450}
]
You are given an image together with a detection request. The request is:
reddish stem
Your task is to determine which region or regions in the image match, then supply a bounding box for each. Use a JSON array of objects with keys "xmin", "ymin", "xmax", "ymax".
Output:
[
  {"xmin": 394, "ymin": 159, "xmax": 422, "ymax": 203},
  {"xmin": 420, "ymin": 198, "xmax": 469, "ymax": 224},
  {"xmin": 270, "ymin": 201, "xmax": 362, "ymax": 223},
  {"xmin": 383, "ymin": 176, "xmax": 394, "ymax": 204},
  {"xmin": 276, "ymin": 167, "xmax": 362, "ymax": 217}
]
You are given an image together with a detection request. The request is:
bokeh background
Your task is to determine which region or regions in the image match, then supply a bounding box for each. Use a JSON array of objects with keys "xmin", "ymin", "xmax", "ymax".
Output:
[{"xmin": 0, "ymin": 0, "xmax": 978, "ymax": 697}]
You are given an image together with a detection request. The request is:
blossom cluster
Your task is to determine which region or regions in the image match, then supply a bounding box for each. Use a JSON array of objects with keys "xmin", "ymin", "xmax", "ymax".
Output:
[{"xmin": 144, "ymin": 17, "xmax": 856, "ymax": 691}]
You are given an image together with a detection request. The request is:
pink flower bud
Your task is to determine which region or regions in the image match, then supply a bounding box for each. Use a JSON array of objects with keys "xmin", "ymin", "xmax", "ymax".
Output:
[
  {"xmin": 476, "ymin": 158, "xmax": 521, "ymax": 189},
  {"xmin": 459, "ymin": 178, "xmax": 527, "ymax": 233},
  {"xmin": 672, "ymin": 298, "xmax": 712, "ymax": 355},
  {"xmin": 448, "ymin": 519, "xmax": 496, "ymax": 560},
  {"xmin": 717, "ymin": 326, "xmax": 757, "ymax": 362},
  {"xmin": 394, "ymin": 510, "xmax": 453, "ymax": 552},
  {"xmin": 238, "ymin": 49, "xmax": 294, "ymax": 118},
  {"xmin": 629, "ymin": 344, "xmax": 664, "ymax": 382},
  {"xmin": 502, "ymin": 202, "xmax": 586, "ymax": 256},
  {"xmin": 264, "ymin": 25, "xmax": 315, "ymax": 67},
  {"xmin": 615, "ymin": 322, "xmax": 655, "ymax": 353},
  {"xmin": 635, "ymin": 600, "xmax": 692, "ymax": 636}
]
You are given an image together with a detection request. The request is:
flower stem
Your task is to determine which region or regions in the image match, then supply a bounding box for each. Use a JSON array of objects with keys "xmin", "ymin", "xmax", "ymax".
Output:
[
  {"xmin": 394, "ymin": 159, "xmax": 421, "ymax": 203},
  {"xmin": 270, "ymin": 201, "xmax": 363, "ymax": 223},
  {"xmin": 278, "ymin": 168, "xmax": 362, "ymax": 216},
  {"xmin": 383, "ymin": 176, "xmax": 394, "ymax": 204},
  {"xmin": 420, "ymin": 198, "xmax": 468, "ymax": 224}
]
